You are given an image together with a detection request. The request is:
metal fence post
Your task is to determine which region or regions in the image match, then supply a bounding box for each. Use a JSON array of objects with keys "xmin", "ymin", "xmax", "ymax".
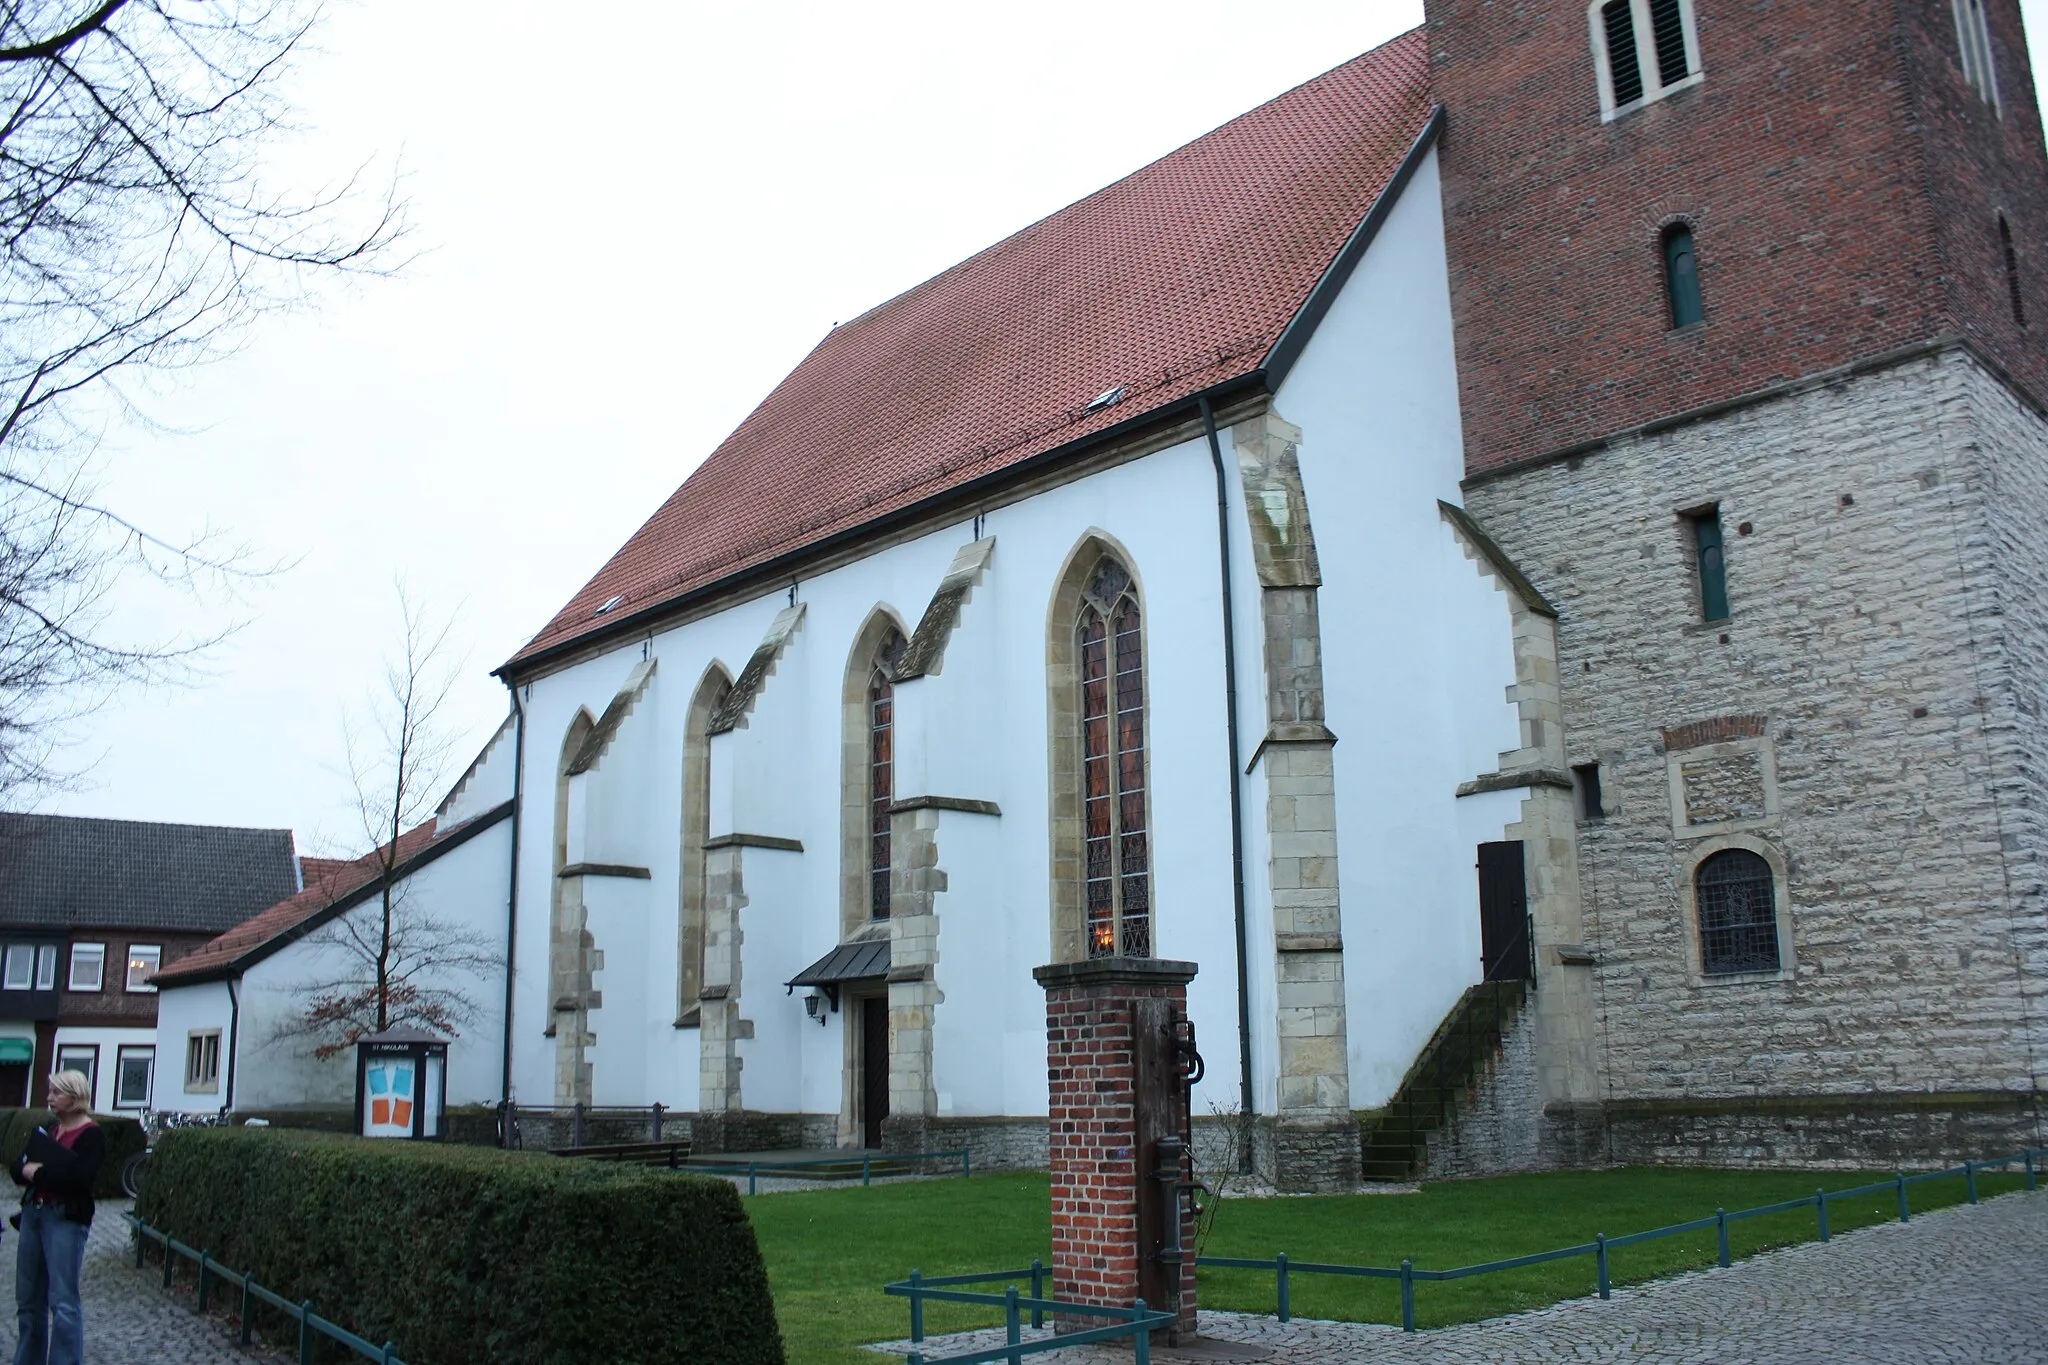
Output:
[
  {"xmin": 134, "ymin": 1226, "xmax": 145, "ymax": 1270},
  {"xmin": 382, "ymin": 1343, "xmax": 398, "ymax": 1365},
  {"xmin": 239, "ymin": 1272, "xmax": 254, "ymax": 1346},
  {"xmin": 1715, "ymin": 1209, "xmax": 1730, "ymax": 1268},
  {"xmin": 1134, "ymin": 1298, "xmax": 1151, "ymax": 1365},
  {"xmin": 1276, "ymin": 1252, "xmax": 1291, "ymax": 1324},
  {"xmin": 863, "ymin": 1154, "xmax": 872, "ymax": 1187},
  {"xmin": 651, "ymin": 1102, "xmax": 664, "ymax": 1142},
  {"xmin": 1399, "ymin": 1259, "xmax": 1415, "ymax": 1331},
  {"xmin": 162, "ymin": 1241, "xmax": 174, "ymax": 1289},
  {"xmin": 1004, "ymin": 1285, "xmax": 1021, "ymax": 1365},
  {"xmin": 1816, "ymin": 1190, "xmax": 1830, "ymax": 1242},
  {"xmin": 962, "ymin": 1149, "xmax": 972, "ymax": 1180},
  {"xmin": 1896, "ymin": 1173, "xmax": 1910, "ymax": 1222},
  {"xmin": 2029, "ymin": 1150, "xmax": 2038, "ymax": 1191},
  {"xmin": 1030, "ymin": 1259, "xmax": 1044, "ymax": 1330},
  {"xmin": 1596, "ymin": 1234, "xmax": 1610, "ymax": 1300},
  {"xmin": 748, "ymin": 1162, "xmax": 758, "ymax": 1197},
  {"xmin": 1965, "ymin": 1160, "xmax": 1979, "ymax": 1205},
  {"xmin": 197, "ymin": 1250, "xmax": 211, "ymax": 1312},
  {"xmin": 572, "ymin": 1102, "xmax": 586, "ymax": 1148},
  {"xmin": 908, "ymin": 1270, "xmax": 924, "ymax": 1344},
  {"xmin": 298, "ymin": 1300, "xmax": 315, "ymax": 1365}
]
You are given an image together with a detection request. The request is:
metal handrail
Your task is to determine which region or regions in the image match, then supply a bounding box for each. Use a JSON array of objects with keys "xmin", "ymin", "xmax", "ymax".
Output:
[
  {"xmin": 692, "ymin": 1148, "xmax": 972, "ymax": 1194},
  {"xmin": 882, "ymin": 1268, "xmax": 1172, "ymax": 1365},
  {"xmin": 1198, "ymin": 1147, "xmax": 2044, "ymax": 1331},
  {"xmin": 127, "ymin": 1214, "xmax": 406, "ymax": 1364}
]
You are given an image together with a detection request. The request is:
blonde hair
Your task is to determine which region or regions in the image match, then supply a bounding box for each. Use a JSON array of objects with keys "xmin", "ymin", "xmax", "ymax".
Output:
[{"xmin": 46, "ymin": 1071, "xmax": 90, "ymax": 1105}]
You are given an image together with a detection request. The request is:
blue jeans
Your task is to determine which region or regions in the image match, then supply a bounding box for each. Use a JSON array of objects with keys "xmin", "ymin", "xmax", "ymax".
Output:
[{"xmin": 12, "ymin": 1202, "xmax": 85, "ymax": 1365}]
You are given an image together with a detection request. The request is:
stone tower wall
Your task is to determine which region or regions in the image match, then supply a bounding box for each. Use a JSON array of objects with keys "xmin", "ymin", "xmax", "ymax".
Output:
[{"xmin": 1464, "ymin": 348, "xmax": 2048, "ymax": 1159}]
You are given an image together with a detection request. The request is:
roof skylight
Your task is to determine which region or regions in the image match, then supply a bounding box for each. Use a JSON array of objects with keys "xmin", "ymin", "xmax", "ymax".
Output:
[
  {"xmin": 1086, "ymin": 385, "xmax": 1128, "ymax": 412},
  {"xmin": 593, "ymin": 594, "xmax": 625, "ymax": 617}
]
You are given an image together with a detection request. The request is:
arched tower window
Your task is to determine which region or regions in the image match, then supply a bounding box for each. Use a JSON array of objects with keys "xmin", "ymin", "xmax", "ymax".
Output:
[
  {"xmin": 1954, "ymin": 0, "xmax": 2001, "ymax": 108},
  {"xmin": 1695, "ymin": 848, "xmax": 1779, "ymax": 975},
  {"xmin": 867, "ymin": 628, "xmax": 906, "ymax": 921},
  {"xmin": 2000, "ymin": 214, "xmax": 2027, "ymax": 329},
  {"xmin": 1076, "ymin": 554, "xmax": 1150, "ymax": 959},
  {"xmin": 1664, "ymin": 225, "xmax": 1704, "ymax": 328}
]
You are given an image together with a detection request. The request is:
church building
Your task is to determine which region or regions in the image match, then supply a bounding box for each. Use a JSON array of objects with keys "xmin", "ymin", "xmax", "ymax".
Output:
[{"xmin": 491, "ymin": 0, "xmax": 2048, "ymax": 1190}]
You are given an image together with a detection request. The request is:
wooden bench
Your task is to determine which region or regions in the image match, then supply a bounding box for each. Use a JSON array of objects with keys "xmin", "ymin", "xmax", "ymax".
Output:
[{"xmin": 548, "ymin": 1140, "xmax": 692, "ymax": 1168}]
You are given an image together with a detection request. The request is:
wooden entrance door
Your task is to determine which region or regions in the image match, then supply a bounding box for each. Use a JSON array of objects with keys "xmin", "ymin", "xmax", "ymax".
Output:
[
  {"xmin": 1477, "ymin": 840, "xmax": 1533, "ymax": 981},
  {"xmin": 861, "ymin": 997, "xmax": 889, "ymax": 1148}
]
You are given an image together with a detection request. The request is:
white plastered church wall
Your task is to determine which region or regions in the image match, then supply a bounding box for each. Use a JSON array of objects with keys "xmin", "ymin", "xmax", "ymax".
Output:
[
  {"xmin": 1268, "ymin": 148, "xmax": 1529, "ymax": 1109},
  {"xmin": 232, "ymin": 820, "xmax": 512, "ymax": 1112}
]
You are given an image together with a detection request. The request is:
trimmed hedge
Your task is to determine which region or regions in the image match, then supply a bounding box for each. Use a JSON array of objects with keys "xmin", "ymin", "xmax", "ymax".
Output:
[
  {"xmin": 135, "ymin": 1127, "xmax": 785, "ymax": 1365},
  {"xmin": 0, "ymin": 1109, "xmax": 145, "ymax": 1200}
]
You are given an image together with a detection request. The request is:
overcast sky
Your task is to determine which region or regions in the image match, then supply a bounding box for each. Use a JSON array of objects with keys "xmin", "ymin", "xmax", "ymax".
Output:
[{"xmin": 43, "ymin": 1, "xmax": 2048, "ymax": 855}]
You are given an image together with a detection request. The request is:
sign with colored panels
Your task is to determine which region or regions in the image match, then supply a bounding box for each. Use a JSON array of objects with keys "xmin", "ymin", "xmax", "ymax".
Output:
[{"xmin": 362, "ymin": 1057, "xmax": 417, "ymax": 1138}]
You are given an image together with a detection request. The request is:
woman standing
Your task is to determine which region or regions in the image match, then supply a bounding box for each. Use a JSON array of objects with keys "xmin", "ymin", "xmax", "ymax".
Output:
[{"xmin": 10, "ymin": 1071, "xmax": 102, "ymax": 1365}]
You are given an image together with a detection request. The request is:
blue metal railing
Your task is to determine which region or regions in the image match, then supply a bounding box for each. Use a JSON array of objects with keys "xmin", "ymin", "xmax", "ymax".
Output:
[
  {"xmin": 1199, "ymin": 1147, "xmax": 2044, "ymax": 1332},
  {"xmin": 883, "ymin": 1266, "xmax": 1172, "ymax": 1365},
  {"xmin": 692, "ymin": 1148, "xmax": 972, "ymax": 1194},
  {"xmin": 127, "ymin": 1214, "xmax": 407, "ymax": 1364}
]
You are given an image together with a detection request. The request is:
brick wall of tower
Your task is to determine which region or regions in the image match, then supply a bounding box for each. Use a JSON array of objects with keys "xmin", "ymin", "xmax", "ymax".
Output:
[
  {"xmin": 1462, "ymin": 350, "xmax": 2044, "ymax": 1149},
  {"xmin": 1424, "ymin": 0, "xmax": 2048, "ymax": 477}
]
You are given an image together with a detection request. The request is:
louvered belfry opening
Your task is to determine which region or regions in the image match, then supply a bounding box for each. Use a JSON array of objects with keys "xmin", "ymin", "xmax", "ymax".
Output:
[
  {"xmin": 1603, "ymin": 1, "xmax": 1644, "ymax": 106},
  {"xmin": 1077, "ymin": 555, "xmax": 1150, "ymax": 960},
  {"xmin": 1696, "ymin": 849, "xmax": 1780, "ymax": 974},
  {"xmin": 868, "ymin": 629, "xmax": 906, "ymax": 920},
  {"xmin": 1649, "ymin": 0, "xmax": 1691, "ymax": 86}
]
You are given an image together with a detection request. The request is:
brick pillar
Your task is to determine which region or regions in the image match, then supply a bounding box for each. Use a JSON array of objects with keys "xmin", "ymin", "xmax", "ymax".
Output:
[{"xmin": 1033, "ymin": 958, "xmax": 1199, "ymax": 1342}]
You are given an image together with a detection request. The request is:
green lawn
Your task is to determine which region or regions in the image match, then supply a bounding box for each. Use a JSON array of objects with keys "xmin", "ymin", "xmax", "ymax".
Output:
[{"xmin": 744, "ymin": 1165, "xmax": 2031, "ymax": 1365}]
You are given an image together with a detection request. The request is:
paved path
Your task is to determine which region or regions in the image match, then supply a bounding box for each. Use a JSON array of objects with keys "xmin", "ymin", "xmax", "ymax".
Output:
[
  {"xmin": 0, "ymin": 1201, "xmax": 275, "ymax": 1363},
  {"xmin": 875, "ymin": 1188, "xmax": 2048, "ymax": 1363}
]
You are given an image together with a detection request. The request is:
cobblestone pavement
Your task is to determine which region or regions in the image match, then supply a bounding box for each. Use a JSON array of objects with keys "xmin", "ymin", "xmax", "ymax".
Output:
[
  {"xmin": 0, "ymin": 1200, "xmax": 275, "ymax": 1363},
  {"xmin": 873, "ymin": 1188, "xmax": 2048, "ymax": 1363}
]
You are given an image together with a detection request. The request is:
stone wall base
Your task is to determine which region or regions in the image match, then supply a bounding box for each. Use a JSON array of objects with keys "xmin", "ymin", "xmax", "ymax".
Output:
[
  {"xmin": 688, "ymin": 1111, "xmax": 836, "ymax": 1154},
  {"xmin": 881, "ymin": 1115, "xmax": 1048, "ymax": 1170},
  {"xmin": 1572, "ymin": 1094, "xmax": 2047, "ymax": 1170},
  {"xmin": 1256, "ymin": 1115, "xmax": 1363, "ymax": 1193}
]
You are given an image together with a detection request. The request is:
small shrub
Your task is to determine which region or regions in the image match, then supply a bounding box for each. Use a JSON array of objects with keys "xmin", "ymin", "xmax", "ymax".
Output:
[
  {"xmin": 0, "ymin": 1108, "xmax": 145, "ymax": 1201},
  {"xmin": 136, "ymin": 1127, "xmax": 784, "ymax": 1365}
]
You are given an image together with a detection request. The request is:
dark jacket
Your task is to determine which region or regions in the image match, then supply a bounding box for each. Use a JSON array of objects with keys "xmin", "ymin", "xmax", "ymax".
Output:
[{"xmin": 9, "ymin": 1122, "xmax": 104, "ymax": 1226}]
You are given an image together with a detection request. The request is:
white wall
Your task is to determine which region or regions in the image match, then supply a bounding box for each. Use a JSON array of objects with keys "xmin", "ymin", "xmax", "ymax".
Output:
[
  {"xmin": 50, "ymin": 1025, "xmax": 157, "ymax": 1112},
  {"xmin": 231, "ymin": 818, "xmax": 511, "ymax": 1112},
  {"xmin": 1271, "ymin": 148, "xmax": 1530, "ymax": 1107},
  {"xmin": 152, "ymin": 980, "xmax": 234, "ymax": 1115}
]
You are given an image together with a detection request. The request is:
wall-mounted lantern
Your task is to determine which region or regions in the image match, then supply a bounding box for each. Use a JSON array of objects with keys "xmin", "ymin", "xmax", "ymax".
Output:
[{"xmin": 354, "ymin": 1027, "xmax": 448, "ymax": 1140}]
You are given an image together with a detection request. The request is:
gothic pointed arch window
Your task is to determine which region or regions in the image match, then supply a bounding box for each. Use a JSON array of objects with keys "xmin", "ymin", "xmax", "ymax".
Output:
[
  {"xmin": 1076, "ymin": 554, "xmax": 1150, "ymax": 959},
  {"xmin": 867, "ymin": 628, "xmax": 906, "ymax": 921},
  {"xmin": 842, "ymin": 613, "xmax": 909, "ymax": 935},
  {"xmin": 678, "ymin": 664, "xmax": 732, "ymax": 1024}
]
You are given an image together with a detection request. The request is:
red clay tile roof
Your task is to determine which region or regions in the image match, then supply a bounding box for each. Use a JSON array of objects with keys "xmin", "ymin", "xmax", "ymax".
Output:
[
  {"xmin": 154, "ymin": 815, "xmax": 484, "ymax": 986},
  {"xmin": 508, "ymin": 30, "xmax": 1432, "ymax": 670}
]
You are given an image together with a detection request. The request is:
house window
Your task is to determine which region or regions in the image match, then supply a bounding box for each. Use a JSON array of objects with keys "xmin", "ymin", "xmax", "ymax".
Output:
[
  {"xmin": 1954, "ymin": 0, "xmax": 2000, "ymax": 108},
  {"xmin": 33, "ymin": 946, "xmax": 54, "ymax": 992},
  {"xmin": 1696, "ymin": 848, "xmax": 1781, "ymax": 974},
  {"xmin": 1689, "ymin": 508, "xmax": 1730, "ymax": 621},
  {"xmin": 1664, "ymin": 225, "xmax": 1704, "ymax": 327},
  {"xmin": 54, "ymin": 1045, "xmax": 97, "ymax": 1105},
  {"xmin": 1077, "ymin": 554, "xmax": 1151, "ymax": 959},
  {"xmin": 185, "ymin": 1031, "xmax": 221, "ymax": 1093},
  {"xmin": 1, "ymin": 947, "xmax": 31, "ymax": 992},
  {"xmin": 114, "ymin": 1046, "xmax": 154, "ymax": 1110},
  {"xmin": 125, "ymin": 945, "xmax": 162, "ymax": 993},
  {"xmin": 2001, "ymin": 215, "xmax": 2026, "ymax": 328},
  {"xmin": 1573, "ymin": 762, "xmax": 1606, "ymax": 821},
  {"xmin": 868, "ymin": 629, "xmax": 906, "ymax": 920},
  {"xmin": 68, "ymin": 944, "xmax": 104, "ymax": 992},
  {"xmin": 1593, "ymin": 0, "xmax": 1702, "ymax": 119}
]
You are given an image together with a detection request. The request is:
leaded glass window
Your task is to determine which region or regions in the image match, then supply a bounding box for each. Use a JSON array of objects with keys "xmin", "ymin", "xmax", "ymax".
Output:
[
  {"xmin": 869, "ymin": 629, "xmax": 905, "ymax": 920},
  {"xmin": 1696, "ymin": 849, "xmax": 1779, "ymax": 975},
  {"xmin": 1078, "ymin": 555, "xmax": 1150, "ymax": 959}
]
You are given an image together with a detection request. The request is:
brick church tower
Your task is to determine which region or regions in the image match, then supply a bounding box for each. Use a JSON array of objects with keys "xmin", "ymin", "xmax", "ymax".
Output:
[{"xmin": 1431, "ymin": 0, "xmax": 2048, "ymax": 1162}]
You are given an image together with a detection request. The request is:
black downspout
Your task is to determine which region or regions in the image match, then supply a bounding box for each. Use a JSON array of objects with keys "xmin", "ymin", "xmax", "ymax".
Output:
[
  {"xmin": 223, "ymin": 975, "xmax": 241, "ymax": 1116},
  {"xmin": 1200, "ymin": 394, "xmax": 1257, "ymax": 1164},
  {"xmin": 500, "ymin": 684, "xmax": 526, "ymax": 1134}
]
